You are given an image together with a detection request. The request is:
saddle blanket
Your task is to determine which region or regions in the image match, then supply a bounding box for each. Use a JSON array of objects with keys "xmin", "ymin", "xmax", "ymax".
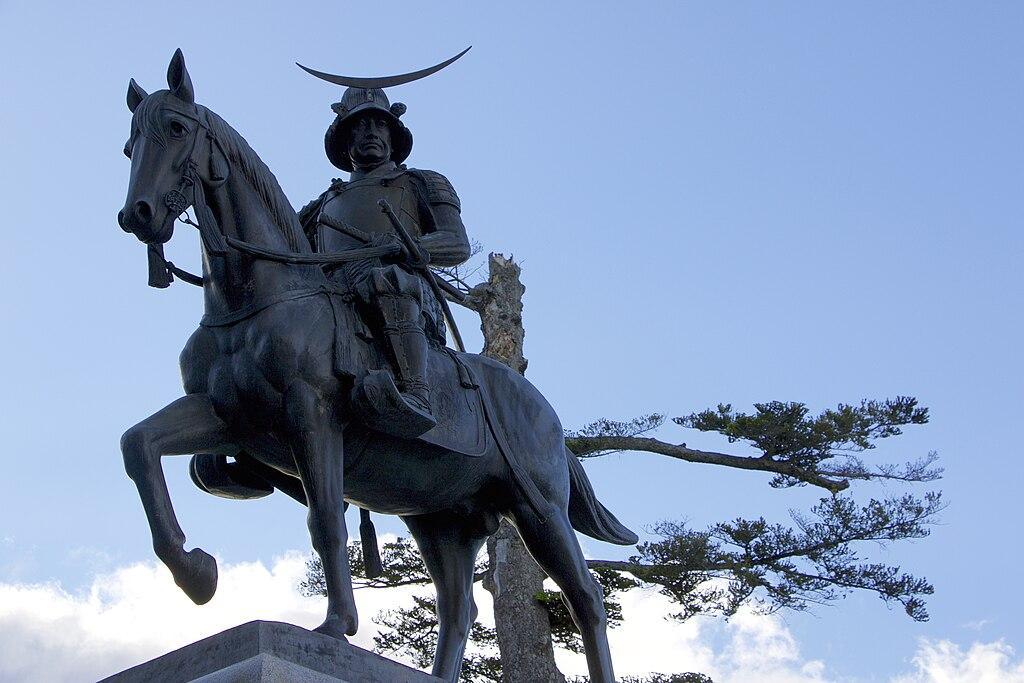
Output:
[{"xmin": 415, "ymin": 347, "xmax": 489, "ymax": 457}]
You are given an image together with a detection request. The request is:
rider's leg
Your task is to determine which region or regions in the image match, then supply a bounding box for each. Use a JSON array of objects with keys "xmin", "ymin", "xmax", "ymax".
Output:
[
  {"xmin": 370, "ymin": 267, "xmax": 434, "ymax": 417},
  {"xmin": 121, "ymin": 393, "xmax": 233, "ymax": 604},
  {"xmin": 403, "ymin": 511, "xmax": 487, "ymax": 682},
  {"xmin": 353, "ymin": 265, "xmax": 436, "ymax": 437},
  {"xmin": 285, "ymin": 379, "xmax": 357, "ymax": 638}
]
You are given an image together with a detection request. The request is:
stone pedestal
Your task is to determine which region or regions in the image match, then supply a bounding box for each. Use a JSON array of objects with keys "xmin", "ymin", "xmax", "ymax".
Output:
[{"xmin": 100, "ymin": 620, "xmax": 443, "ymax": 683}]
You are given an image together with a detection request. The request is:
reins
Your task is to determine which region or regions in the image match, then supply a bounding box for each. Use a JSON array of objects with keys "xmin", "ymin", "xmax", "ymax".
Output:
[
  {"xmin": 147, "ymin": 213, "xmax": 403, "ymax": 288},
  {"xmin": 143, "ymin": 105, "xmax": 403, "ymax": 289}
]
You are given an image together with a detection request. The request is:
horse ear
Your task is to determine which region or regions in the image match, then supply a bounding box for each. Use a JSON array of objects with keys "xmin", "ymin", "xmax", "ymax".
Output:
[
  {"xmin": 127, "ymin": 78, "xmax": 148, "ymax": 113},
  {"xmin": 167, "ymin": 48, "xmax": 195, "ymax": 104}
]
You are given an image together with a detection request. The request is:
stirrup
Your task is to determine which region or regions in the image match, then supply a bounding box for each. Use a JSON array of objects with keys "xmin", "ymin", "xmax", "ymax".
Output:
[{"xmin": 352, "ymin": 370, "xmax": 436, "ymax": 439}]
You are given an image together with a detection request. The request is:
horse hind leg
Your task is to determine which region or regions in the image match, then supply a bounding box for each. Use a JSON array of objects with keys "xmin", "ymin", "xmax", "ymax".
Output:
[
  {"xmin": 403, "ymin": 511, "xmax": 488, "ymax": 683},
  {"xmin": 120, "ymin": 393, "xmax": 233, "ymax": 604},
  {"xmin": 508, "ymin": 499, "xmax": 616, "ymax": 683}
]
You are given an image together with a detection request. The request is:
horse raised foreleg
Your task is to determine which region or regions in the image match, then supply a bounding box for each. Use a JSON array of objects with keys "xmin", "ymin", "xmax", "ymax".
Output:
[
  {"xmin": 404, "ymin": 511, "xmax": 488, "ymax": 682},
  {"xmin": 285, "ymin": 381, "xmax": 357, "ymax": 638},
  {"xmin": 121, "ymin": 393, "xmax": 233, "ymax": 604}
]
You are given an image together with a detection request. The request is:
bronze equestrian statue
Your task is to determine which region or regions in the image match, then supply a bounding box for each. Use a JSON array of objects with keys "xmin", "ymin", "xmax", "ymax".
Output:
[{"xmin": 116, "ymin": 49, "xmax": 636, "ymax": 683}]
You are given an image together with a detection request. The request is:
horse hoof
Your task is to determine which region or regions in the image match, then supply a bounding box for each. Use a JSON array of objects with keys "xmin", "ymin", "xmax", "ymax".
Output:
[
  {"xmin": 313, "ymin": 617, "xmax": 353, "ymax": 642},
  {"xmin": 174, "ymin": 548, "xmax": 219, "ymax": 605}
]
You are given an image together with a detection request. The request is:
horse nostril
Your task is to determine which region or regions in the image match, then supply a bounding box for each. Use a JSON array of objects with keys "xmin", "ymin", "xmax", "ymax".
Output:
[{"xmin": 133, "ymin": 200, "xmax": 154, "ymax": 224}]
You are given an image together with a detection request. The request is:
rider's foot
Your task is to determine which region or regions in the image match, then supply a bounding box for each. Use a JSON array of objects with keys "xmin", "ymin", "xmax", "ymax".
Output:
[
  {"xmin": 353, "ymin": 370, "xmax": 436, "ymax": 438},
  {"xmin": 399, "ymin": 389, "xmax": 435, "ymax": 427}
]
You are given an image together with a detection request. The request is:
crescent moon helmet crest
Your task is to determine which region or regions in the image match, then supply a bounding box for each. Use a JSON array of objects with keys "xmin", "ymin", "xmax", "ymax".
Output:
[
  {"xmin": 301, "ymin": 47, "xmax": 471, "ymax": 172},
  {"xmin": 296, "ymin": 46, "xmax": 471, "ymax": 89}
]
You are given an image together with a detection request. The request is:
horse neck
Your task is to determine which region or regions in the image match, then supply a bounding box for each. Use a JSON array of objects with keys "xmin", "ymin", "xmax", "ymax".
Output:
[{"xmin": 200, "ymin": 172, "xmax": 323, "ymax": 317}]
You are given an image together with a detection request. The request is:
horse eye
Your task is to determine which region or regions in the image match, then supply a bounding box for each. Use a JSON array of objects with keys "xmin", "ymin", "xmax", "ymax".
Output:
[{"xmin": 169, "ymin": 121, "xmax": 187, "ymax": 138}]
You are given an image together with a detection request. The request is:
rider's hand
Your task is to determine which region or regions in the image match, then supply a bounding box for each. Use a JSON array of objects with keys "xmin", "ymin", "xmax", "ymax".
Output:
[
  {"xmin": 371, "ymin": 233, "xmax": 429, "ymax": 266},
  {"xmin": 370, "ymin": 233, "xmax": 404, "ymax": 262},
  {"xmin": 370, "ymin": 232, "xmax": 400, "ymax": 249}
]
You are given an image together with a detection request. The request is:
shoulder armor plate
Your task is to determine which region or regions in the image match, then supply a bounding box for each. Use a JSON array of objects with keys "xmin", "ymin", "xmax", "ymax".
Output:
[
  {"xmin": 298, "ymin": 190, "xmax": 328, "ymax": 226},
  {"xmin": 298, "ymin": 188, "xmax": 335, "ymax": 247},
  {"xmin": 408, "ymin": 169, "xmax": 461, "ymax": 212}
]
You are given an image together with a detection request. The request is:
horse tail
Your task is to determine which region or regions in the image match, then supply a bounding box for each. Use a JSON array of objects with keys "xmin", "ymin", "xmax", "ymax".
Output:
[{"xmin": 565, "ymin": 447, "xmax": 639, "ymax": 546}]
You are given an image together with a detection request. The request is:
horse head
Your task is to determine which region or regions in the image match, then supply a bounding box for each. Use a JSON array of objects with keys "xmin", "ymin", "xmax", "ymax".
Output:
[{"xmin": 118, "ymin": 49, "xmax": 229, "ymax": 248}]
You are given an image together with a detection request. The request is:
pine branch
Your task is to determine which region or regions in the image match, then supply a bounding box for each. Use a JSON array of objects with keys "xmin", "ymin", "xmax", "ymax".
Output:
[
  {"xmin": 373, "ymin": 592, "xmax": 504, "ymax": 682},
  {"xmin": 567, "ymin": 398, "xmax": 935, "ymax": 494},
  {"xmin": 817, "ymin": 452, "xmax": 943, "ymax": 484},
  {"xmin": 299, "ymin": 539, "xmax": 488, "ymax": 595},
  {"xmin": 584, "ymin": 492, "xmax": 943, "ymax": 622},
  {"xmin": 567, "ymin": 434, "xmax": 850, "ymax": 493}
]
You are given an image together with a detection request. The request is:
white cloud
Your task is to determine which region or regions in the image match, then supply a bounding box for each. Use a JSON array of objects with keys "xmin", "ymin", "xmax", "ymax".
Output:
[
  {"xmin": 555, "ymin": 586, "xmax": 714, "ymax": 678},
  {"xmin": 891, "ymin": 639, "xmax": 1024, "ymax": 683},
  {"xmin": 0, "ymin": 553, "xmax": 1021, "ymax": 683},
  {"xmin": 0, "ymin": 551, "xmax": 410, "ymax": 683},
  {"xmin": 713, "ymin": 609, "xmax": 829, "ymax": 683},
  {"xmin": 961, "ymin": 618, "xmax": 992, "ymax": 632},
  {"xmin": 553, "ymin": 588, "xmax": 828, "ymax": 682}
]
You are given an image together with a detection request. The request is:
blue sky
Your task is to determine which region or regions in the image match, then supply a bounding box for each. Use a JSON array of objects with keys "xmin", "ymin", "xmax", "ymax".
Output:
[{"xmin": 1, "ymin": 2, "xmax": 1022, "ymax": 681}]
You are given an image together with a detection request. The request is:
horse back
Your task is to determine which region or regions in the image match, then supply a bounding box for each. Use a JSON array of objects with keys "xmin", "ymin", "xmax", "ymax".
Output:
[
  {"xmin": 417, "ymin": 350, "xmax": 564, "ymax": 475},
  {"xmin": 416, "ymin": 347, "xmax": 490, "ymax": 456}
]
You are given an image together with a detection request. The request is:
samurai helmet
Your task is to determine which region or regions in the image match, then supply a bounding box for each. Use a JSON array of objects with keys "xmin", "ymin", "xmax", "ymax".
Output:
[
  {"xmin": 324, "ymin": 88, "xmax": 411, "ymax": 171},
  {"xmin": 298, "ymin": 47, "xmax": 470, "ymax": 172}
]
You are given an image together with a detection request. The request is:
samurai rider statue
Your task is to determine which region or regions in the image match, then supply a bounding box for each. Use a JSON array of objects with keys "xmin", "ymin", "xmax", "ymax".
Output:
[{"xmin": 297, "ymin": 53, "xmax": 471, "ymax": 438}]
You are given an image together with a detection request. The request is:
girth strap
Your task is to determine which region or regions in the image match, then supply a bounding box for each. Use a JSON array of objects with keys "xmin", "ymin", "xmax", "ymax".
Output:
[
  {"xmin": 223, "ymin": 236, "xmax": 401, "ymax": 266},
  {"xmin": 200, "ymin": 284, "xmax": 351, "ymax": 328}
]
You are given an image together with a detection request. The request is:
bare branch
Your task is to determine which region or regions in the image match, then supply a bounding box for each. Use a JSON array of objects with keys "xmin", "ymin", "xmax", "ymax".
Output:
[{"xmin": 818, "ymin": 452, "xmax": 943, "ymax": 484}]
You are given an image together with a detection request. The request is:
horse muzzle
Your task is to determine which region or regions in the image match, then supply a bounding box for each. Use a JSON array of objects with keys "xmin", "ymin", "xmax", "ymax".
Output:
[
  {"xmin": 118, "ymin": 199, "xmax": 153, "ymax": 231},
  {"xmin": 118, "ymin": 198, "xmax": 174, "ymax": 244}
]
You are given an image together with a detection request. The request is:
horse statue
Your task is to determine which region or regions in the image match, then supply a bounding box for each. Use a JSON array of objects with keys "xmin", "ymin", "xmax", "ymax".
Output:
[{"xmin": 116, "ymin": 50, "xmax": 636, "ymax": 683}]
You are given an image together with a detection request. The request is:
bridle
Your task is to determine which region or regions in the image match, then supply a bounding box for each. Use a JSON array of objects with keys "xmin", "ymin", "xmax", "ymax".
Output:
[
  {"xmin": 133, "ymin": 102, "xmax": 402, "ymax": 289},
  {"xmin": 126, "ymin": 99, "xmax": 467, "ymax": 345}
]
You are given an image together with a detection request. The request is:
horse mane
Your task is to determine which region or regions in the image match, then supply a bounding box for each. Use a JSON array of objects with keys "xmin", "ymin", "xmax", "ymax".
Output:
[
  {"xmin": 201, "ymin": 106, "xmax": 307, "ymax": 253},
  {"xmin": 133, "ymin": 91, "xmax": 308, "ymax": 253}
]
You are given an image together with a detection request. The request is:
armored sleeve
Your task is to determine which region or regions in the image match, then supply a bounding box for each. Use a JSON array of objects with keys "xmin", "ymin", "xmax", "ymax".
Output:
[
  {"xmin": 406, "ymin": 169, "xmax": 469, "ymax": 266},
  {"xmin": 409, "ymin": 169, "xmax": 461, "ymax": 212}
]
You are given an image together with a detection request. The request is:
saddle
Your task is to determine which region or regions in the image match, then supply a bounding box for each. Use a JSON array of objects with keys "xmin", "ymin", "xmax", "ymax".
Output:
[
  {"xmin": 333, "ymin": 280, "xmax": 489, "ymax": 456},
  {"xmin": 410, "ymin": 346, "xmax": 489, "ymax": 457}
]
